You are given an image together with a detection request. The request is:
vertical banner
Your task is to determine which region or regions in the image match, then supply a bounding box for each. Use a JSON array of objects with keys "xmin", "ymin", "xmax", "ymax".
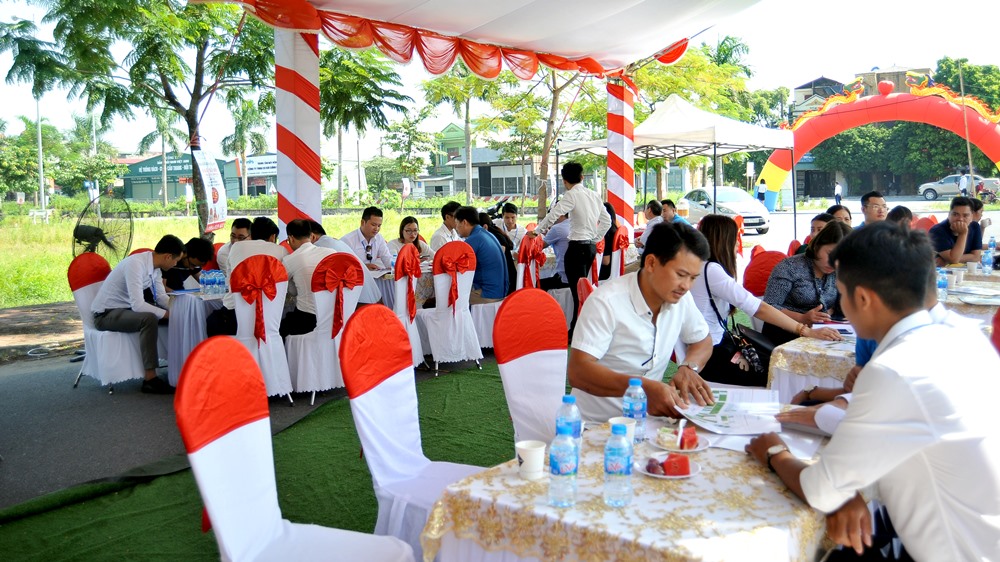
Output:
[
  {"xmin": 606, "ymin": 80, "xmax": 636, "ymax": 237},
  {"xmin": 193, "ymin": 150, "xmax": 228, "ymax": 233}
]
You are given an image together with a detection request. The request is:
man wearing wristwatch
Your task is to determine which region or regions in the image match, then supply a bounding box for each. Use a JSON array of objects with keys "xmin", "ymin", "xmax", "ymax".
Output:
[
  {"xmin": 568, "ymin": 221, "xmax": 715, "ymax": 422},
  {"xmin": 747, "ymin": 223, "xmax": 1000, "ymax": 560}
]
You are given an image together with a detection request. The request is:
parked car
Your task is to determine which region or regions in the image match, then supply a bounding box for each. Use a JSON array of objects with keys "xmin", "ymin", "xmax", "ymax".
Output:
[
  {"xmin": 682, "ymin": 186, "xmax": 771, "ymax": 234},
  {"xmin": 918, "ymin": 174, "xmax": 1000, "ymax": 200}
]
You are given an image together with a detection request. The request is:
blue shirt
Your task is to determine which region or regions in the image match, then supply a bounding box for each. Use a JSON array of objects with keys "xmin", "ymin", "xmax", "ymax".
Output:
[
  {"xmin": 855, "ymin": 337, "xmax": 877, "ymax": 367},
  {"xmin": 670, "ymin": 214, "xmax": 690, "ymax": 226},
  {"xmin": 464, "ymin": 226, "xmax": 508, "ymax": 299},
  {"xmin": 928, "ymin": 219, "xmax": 983, "ymax": 258},
  {"xmin": 544, "ymin": 220, "xmax": 570, "ymax": 283}
]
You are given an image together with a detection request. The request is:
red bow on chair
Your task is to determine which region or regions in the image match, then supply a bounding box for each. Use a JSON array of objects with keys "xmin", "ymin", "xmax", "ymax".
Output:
[
  {"xmin": 516, "ymin": 236, "xmax": 546, "ymax": 289},
  {"xmin": 312, "ymin": 253, "xmax": 364, "ymax": 339},
  {"xmin": 433, "ymin": 242, "xmax": 477, "ymax": 314},
  {"xmin": 592, "ymin": 239, "xmax": 605, "ymax": 284},
  {"xmin": 394, "ymin": 244, "xmax": 422, "ymax": 322},
  {"xmin": 230, "ymin": 255, "xmax": 288, "ymax": 346},
  {"xmin": 613, "ymin": 226, "xmax": 630, "ymax": 277}
]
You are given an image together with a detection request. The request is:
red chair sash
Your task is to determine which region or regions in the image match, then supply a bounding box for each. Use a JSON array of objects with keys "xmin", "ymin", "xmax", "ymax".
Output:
[
  {"xmin": 433, "ymin": 241, "xmax": 477, "ymax": 313},
  {"xmin": 592, "ymin": 239, "xmax": 605, "ymax": 284},
  {"xmin": 230, "ymin": 255, "xmax": 288, "ymax": 346},
  {"xmin": 394, "ymin": 244, "xmax": 422, "ymax": 322},
  {"xmin": 516, "ymin": 236, "xmax": 545, "ymax": 289},
  {"xmin": 312, "ymin": 253, "xmax": 364, "ymax": 338},
  {"xmin": 734, "ymin": 215, "xmax": 745, "ymax": 257},
  {"xmin": 613, "ymin": 226, "xmax": 630, "ymax": 276}
]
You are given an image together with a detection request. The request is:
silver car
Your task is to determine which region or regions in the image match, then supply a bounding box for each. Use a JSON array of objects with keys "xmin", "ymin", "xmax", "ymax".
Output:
[
  {"xmin": 681, "ymin": 186, "xmax": 771, "ymax": 234},
  {"xmin": 918, "ymin": 174, "xmax": 1000, "ymax": 200}
]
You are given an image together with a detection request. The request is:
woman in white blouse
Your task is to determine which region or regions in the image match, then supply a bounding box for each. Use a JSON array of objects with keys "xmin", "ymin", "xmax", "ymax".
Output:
[
  {"xmin": 388, "ymin": 216, "xmax": 434, "ymax": 262},
  {"xmin": 690, "ymin": 215, "xmax": 840, "ymax": 387}
]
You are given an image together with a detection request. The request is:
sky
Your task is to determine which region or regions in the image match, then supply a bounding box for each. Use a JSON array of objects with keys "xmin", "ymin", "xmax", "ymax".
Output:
[{"xmin": 0, "ymin": 0, "xmax": 998, "ymax": 166}]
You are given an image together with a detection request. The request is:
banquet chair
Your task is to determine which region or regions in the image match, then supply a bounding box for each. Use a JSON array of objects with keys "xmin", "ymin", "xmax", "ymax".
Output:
[
  {"xmin": 750, "ymin": 244, "xmax": 765, "ymax": 258},
  {"xmin": 591, "ymin": 239, "xmax": 604, "ymax": 285},
  {"xmin": 494, "ymin": 289, "xmax": 568, "ymax": 446},
  {"xmin": 577, "ymin": 276, "xmax": 596, "ymax": 317},
  {"xmin": 414, "ymin": 241, "xmax": 483, "ymax": 371},
  {"xmin": 123, "ymin": 246, "xmax": 170, "ymax": 362},
  {"xmin": 787, "ymin": 239, "xmax": 802, "ymax": 256},
  {"xmin": 176, "ymin": 336, "xmax": 414, "ymax": 562},
  {"xmin": 285, "ymin": 253, "xmax": 363, "ymax": 405},
  {"xmin": 201, "ymin": 242, "xmax": 224, "ymax": 272},
  {"xmin": 604, "ymin": 224, "xmax": 630, "ymax": 284},
  {"xmin": 743, "ymin": 250, "xmax": 786, "ymax": 297},
  {"xmin": 514, "ymin": 234, "xmax": 545, "ymax": 290},
  {"xmin": 392, "ymin": 244, "xmax": 425, "ymax": 368},
  {"xmin": 68, "ymin": 252, "xmax": 145, "ymax": 393},
  {"xmin": 913, "ymin": 216, "xmax": 937, "ymax": 232},
  {"xmin": 340, "ymin": 305, "xmax": 484, "ymax": 561},
  {"xmin": 231, "ymin": 255, "xmax": 294, "ymax": 402},
  {"xmin": 992, "ymin": 308, "xmax": 1000, "ymax": 355}
]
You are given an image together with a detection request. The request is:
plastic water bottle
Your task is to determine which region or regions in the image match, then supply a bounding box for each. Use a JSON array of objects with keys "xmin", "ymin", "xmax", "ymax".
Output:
[
  {"xmin": 603, "ymin": 424, "xmax": 633, "ymax": 507},
  {"xmin": 936, "ymin": 268, "xmax": 949, "ymax": 301},
  {"xmin": 984, "ymin": 250, "xmax": 994, "ymax": 277},
  {"xmin": 623, "ymin": 378, "xmax": 647, "ymax": 444},
  {"xmin": 555, "ymin": 395, "xmax": 582, "ymax": 450},
  {"xmin": 548, "ymin": 425, "xmax": 578, "ymax": 508}
]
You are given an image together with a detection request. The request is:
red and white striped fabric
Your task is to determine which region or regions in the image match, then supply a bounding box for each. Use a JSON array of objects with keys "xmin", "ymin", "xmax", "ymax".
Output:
[
  {"xmin": 340, "ymin": 305, "xmax": 482, "ymax": 560},
  {"xmin": 231, "ymin": 255, "xmax": 293, "ymax": 397},
  {"xmin": 515, "ymin": 235, "xmax": 545, "ymax": 290},
  {"xmin": 494, "ymin": 289, "xmax": 568, "ymax": 445},
  {"xmin": 606, "ymin": 82, "xmax": 636, "ymax": 239},
  {"xmin": 177, "ymin": 336, "xmax": 415, "ymax": 562},
  {"xmin": 275, "ymin": 30, "xmax": 322, "ymax": 235},
  {"xmin": 415, "ymin": 241, "xmax": 482, "ymax": 365},
  {"xmin": 392, "ymin": 244, "xmax": 424, "ymax": 367}
]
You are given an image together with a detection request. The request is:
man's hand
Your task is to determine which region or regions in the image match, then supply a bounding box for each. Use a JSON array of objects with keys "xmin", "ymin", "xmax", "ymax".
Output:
[
  {"xmin": 843, "ymin": 365, "xmax": 862, "ymax": 392},
  {"xmin": 645, "ymin": 382, "xmax": 683, "ymax": 418},
  {"xmin": 161, "ymin": 310, "xmax": 170, "ymax": 321},
  {"xmin": 526, "ymin": 230, "xmax": 539, "ymax": 238},
  {"xmin": 670, "ymin": 367, "xmax": 714, "ymax": 407},
  {"xmin": 826, "ymin": 494, "xmax": 872, "ymax": 555},
  {"xmin": 775, "ymin": 405, "xmax": 821, "ymax": 428},
  {"xmin": 803, "ymin": 304, "xmax": 831, "ymax": 325},
  {"xmin": 745, "ymin": 432, "xmax": 785, "ymax": 466},
  {"xmin": 365, "ymin": 263, "xmax": 380, "ymax": 271},
  {"xmin": 951, "ymin": 219, "xmax": 969, "ymax": 236}
]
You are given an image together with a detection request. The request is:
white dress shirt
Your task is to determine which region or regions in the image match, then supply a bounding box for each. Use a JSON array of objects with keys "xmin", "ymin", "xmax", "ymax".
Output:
[
  {"xmin": 429, "ymin": 224, "xmax": 460, "ymax": 251},
  {"xmin": 388, "ymin": 238, "xmax": 434, "ymax": 261},
  {"xmin": 799, "ymin": 310, "xmax": 1000, "ymax": 561},
  {"xmin": 216, "ymin": 241, "xmax": 233, "ymax": 276},
  {"xmin": 223, "ymin": 240, "xmax": 289, "ymax": 309},
  {"xmin": 90, "ymin": 252, "xmax": 168, "ymax": 319},
  {"xmin": 570, "ymin": 272, "xmax": 710, "ymax": 422},
  {"xmin": 314, "ymin": 235, "xmax": 381, "ymax": 304},
  {"xmin": 638, "ymin": 215, "xmax": 663, "ymax": 246},
  {"xmin": 283, "ymin": 242, "xmax": 335, "ymax": 315},
  {"xmin": 688, "ymin": 261, "xmax": 762, "ymax": 345},
  {"xmin": 536, "ymin": 184, "xmax": 612, "ymax": 242},
  {"xmin": 341, "ymin": 229, "xmax": 392, "ymax": 269},
  {"xmin": 493, "ymin": 218, "xmax": 527, "ymax": 251}
]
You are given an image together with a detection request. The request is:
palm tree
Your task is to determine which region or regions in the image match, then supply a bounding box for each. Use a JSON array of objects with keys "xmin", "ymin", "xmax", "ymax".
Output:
[
  {"xmin": 221, "ymin": 98, "xmax": 269, "ymax": 197},
  {"xmin": 138, "ymin": 108, "xmax": 187, "ymax": 206},
  {"xmin": 319, "ymin": 48, "xmax": 411, "ymax": 204}
]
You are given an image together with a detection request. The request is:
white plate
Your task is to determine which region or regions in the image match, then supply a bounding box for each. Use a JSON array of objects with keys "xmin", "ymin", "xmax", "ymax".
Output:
[
  {"xmin": 634, "ymin": 456, "xmax": 702, "ymax": 479},
  {"xmin": 648, "ymin": 435, "xmax": 710, "ymax": 453}
]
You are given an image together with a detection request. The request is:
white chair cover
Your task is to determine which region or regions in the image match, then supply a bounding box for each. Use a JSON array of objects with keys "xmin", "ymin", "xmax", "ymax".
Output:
[
  {"xmin": 231, "ymin": 256, "xmax": 293, "ymax": 397},
  {"xmin": 393, "ymin": 277, "xmax": 425, "ymax": 367},
  {"xmin": 177, "ymin": 337, "xmax": 414, "ymax": 562},
  {"xmin": 341, "ymin": 306, "xmax": 483, "ymax": 561},
  {"xmin": 414, "ymin": 271, "xmax": 483, "ymax": 365},
  {"xmin": 470, "ymin": 301, "xmax": 503, "ymax": 349},
  {"xmin": 514, "ymin": 262, "xmax": 540, "ymax": 290},
  {"xmin": 546, "ymin": 287, "xmax": 574, "ymax": 328}
]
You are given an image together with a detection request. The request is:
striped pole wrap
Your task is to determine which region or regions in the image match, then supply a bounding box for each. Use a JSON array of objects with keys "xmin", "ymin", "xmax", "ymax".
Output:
[
  {"xmin": 605, "ymin": 80, "xmax": 635, "ymax": 238},
  {"xmin": 275, "ymin": 30, "xmax": 322, "ymax": 237}
]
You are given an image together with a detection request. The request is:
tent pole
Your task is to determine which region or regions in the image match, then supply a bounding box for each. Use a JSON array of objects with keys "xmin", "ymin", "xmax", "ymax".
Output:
[
  {"xmin": 791, "ymin": 147, "xmax": 798, "ymax": 240},
  {"xmin": 643, "ymin": 148, "xmax": 650, "ymax": 204},
  {"xmin": 712, "ymin": 144, "xmax": 717, "ymax": 213}
]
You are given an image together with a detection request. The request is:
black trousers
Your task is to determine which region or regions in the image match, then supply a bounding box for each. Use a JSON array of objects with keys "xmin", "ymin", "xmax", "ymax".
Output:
[
  {"xmin": 564, "ymin": 240, "xmax": 597, "ymax": 331},
  {"xmin": 279, "ymin": 309, "xmax": 317, "ymax": 338},
  {"xmin": 540, "ymin": 275, "xmax": 569, "ymax": 291}
]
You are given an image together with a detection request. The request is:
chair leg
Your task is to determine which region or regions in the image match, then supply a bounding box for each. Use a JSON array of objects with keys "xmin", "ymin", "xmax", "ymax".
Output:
[
  {"xmin": 477, "ymin": 360, "xmax": 482, "ymax": 370},
  {"xmin": 108, "ymin": 384, "xmax": 114, "ymax": 395},
  {"xmin": 310, "ymin": 391, "xmax": 316, "ymax": 406},
  {"xmin": 73, "ymin": 369, "xmax": 84, "ymax": 388},
  {"xmin": 287, "ymin": 393, "xmax": 294, "ymax": 407},
  {"xmin": 434, "ymin": 361, "xmax": 439, "ymax": 376}
]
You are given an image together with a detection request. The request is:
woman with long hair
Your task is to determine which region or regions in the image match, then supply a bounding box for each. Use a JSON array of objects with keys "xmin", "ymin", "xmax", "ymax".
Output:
[
  {"xmin": 691, "ymin": 215, "xmax": 840, "ymax": 386},
  {"xmin": 388, "ymin": 216, "xmax": 434, "ymax": 261}
]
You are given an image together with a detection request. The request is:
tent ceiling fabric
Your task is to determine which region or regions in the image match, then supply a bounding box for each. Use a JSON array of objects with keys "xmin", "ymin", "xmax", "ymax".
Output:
[
  {"xmin": 561, "ymin": 94, "xmax": 795, "ymax": 160},
  {"xmin": 216, "ymin": 0, "xmax": 758, "ymax": 79}
]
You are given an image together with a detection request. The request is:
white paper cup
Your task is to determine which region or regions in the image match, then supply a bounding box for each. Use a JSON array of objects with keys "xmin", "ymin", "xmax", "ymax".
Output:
[
  {"xmin": 514, "ymin": 440, "xmax": 546, "ymax": 481},
  {"xmin": 946, "ymin": 273, "xmax": 956, "ymax": 290},
  {"xmin": 968, "ymin": 262, "xmax": 979, "ymax": 274},
  {"xmin": 954, "ymin": 270, "xmax": 965, "ymax": 284},
  {"xmin": 608, "ymin": 416, "xmax": 636, "ymax": 444}
]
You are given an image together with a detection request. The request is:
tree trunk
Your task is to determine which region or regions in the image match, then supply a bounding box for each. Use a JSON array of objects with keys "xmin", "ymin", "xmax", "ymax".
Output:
[
  {"xmin": 655, "ymin": 167, "xmax": 664, "ymax": 200},
  {"xmin": 187, "ymin": 114, "xmax": 209, "ymax": 236},
  {"xmin": 161, "ymin": 137, "xmax": 168, "ymax": 207},
  {"xmin": 337, "ymin": 128, "xmax": 344, "ymax": 205},
  {"xmin": 241, "ymin": 149, "xmax": 248, "ymax": 197},
  {"xmin": 464, "ymin": 99, "xmax": 473, "ymax": 205},
  {"xmin": 537, "ymin": 71, "xmax": 562, "ymax": 220}
]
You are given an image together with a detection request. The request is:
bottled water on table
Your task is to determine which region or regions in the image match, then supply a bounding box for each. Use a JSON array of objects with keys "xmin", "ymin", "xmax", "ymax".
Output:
[
  {"xmin": 548, "ymin": 425, "xmax": 578, "ymax": 508},
  {"xmin": 555, "ymin": 395, "xmax": 582, "ymax": 450},
  {"xmin": 603, "ymin": 423, "xmax": 633, "ymax": 507},
  {"xmin": 936, "ymin": 268, "xmax": 949, "ymax": 300},
  {"xmin": 623, "ymin": 378, "xmax": 647, "ymax": 444},
  {"xmin": 983, "ymin": 251, "xmax": 994, "ymax": 277}
]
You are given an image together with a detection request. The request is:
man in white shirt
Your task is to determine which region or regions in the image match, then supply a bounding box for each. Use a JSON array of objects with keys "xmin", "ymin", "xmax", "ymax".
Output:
[
  {"xmin": 748, "ymin": 222, "xmax": 1000, "ymax": 561},
  {"xmin": 635, "ymin": 199, "xmax": 663, "ymax": 249},
  {"xmin": 568, "ymin": 221, "xmax": 715, "ymax": 422},
  {"xmin": 309, "ymin": 220, "xmax": 381, "ymax": 304},
  {"xmin": 492, "ymin": 202, "xmax": 526, "ymax": 252},
  {"xmin": 280, "ymin": 219, "xmax": 335, "ymax": 337},
  {"xmin": 214, "ymin": 217, "xmax": 252, "ymax": 278},
  {"xmin": 833, "ymin": 181, "xmax": 843, "ymax": 205},
  {"xmin": 206, "ymin": 217, "xmax": 288, "ymax": 336},
  {"xmin": 341, "ymin": 206, "xmax": 392, "ymax": 271},
  {"xmin": 430, "ymin": 201, "xmax": 462, "ymax": 251},
  {"xmin": 91, "ymin": 234, "xmax": 185, "ymax": 394},
  {"xmin": 529, "ymin": 162, "xmax": 612, "ymax": 330}
]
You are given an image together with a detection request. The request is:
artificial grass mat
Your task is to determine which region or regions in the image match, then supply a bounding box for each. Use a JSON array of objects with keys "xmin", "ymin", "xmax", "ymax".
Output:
[{"xmin": 0, "ymin": 363, "xmax": 516, "ymax": 561}]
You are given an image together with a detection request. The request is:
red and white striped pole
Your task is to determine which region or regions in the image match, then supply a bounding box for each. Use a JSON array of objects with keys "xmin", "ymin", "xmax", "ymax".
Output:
[
  {"xmin": 606, "ymin": 80, "xmax": 635, "ymax": 238},
  {"xmin": 274, "ymin": 29, "xmax": 321, "ymax": 237}
]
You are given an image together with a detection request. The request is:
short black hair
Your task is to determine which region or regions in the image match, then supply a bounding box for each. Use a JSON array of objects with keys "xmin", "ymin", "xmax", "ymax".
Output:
[
  {"xmin": 641, "ymin": 221, "xmax": 710, "ymax": 268},
  {"xmin": 805, "ymin": 220, "xmax": 852, "ymax": 260},
  {"xmin": 646, "ymin": 199, "xmax": 662, "ymax": 216},
  {"xmin": 478, "ymin": 212, "xmax": 492, "ymax": 227},
  {"xmin": 950, "ymin": 196, "xmax": 974, "ymax": 210},
  {"xmin": 826, "ymin": 204, "xmax": 851, "ymax": 219},
  {"xmin": 969, "ymin": 197, "xmax": 984, "ymax": 213},
  {"xmin": 231, "ymin": 217, "xmax": 252, "ymax": 231},
  {"xmin": 250, "ymin": 217, "xmax": 279, "ymax": 241},
  {"xmin": 309, "ymin": 220, "xmax": 326, "ymax": 236},
  {"xmin": 286, "ymin": 219, "xmax": 311, "ymax": 240},
  {"xmin": 184, "ymin": 237, "xmax": 214, "ymax": 263},
  {"xmin": 502, "ymin": 202, "xmax": 518, "ymax": 215},
  {"xmin": 886, "ymin": 205, "xmax": 912, "ymax": 225},
  {"xmin": 154, "ymin": 234, "xmax": 185, "ymax": 256},
  {"xmin": 440, "ymin": 201, "xmax": 461, "ymax": 220},
  {"xmin": 829, "ymin": 222, "xmax": 931, "ymax": 313},
  {"xmin": 361, "ymin": 206, "xmax": 383, "ymax": 222},
  {"xmin": 662, "ymin": 199, "xmax": 677, "ymax": 211},
  {"xmin": 561, "ymin": 162, "xmax": 583, "ymax": 184},
  {"xmin": 811, "ymin": 212, "xmax": 835, "ymax": 223},
  {"xmin": 455, "ymin": 206, "xmax": 479, "ymax": 225},
  {"xmin": 861, "ymin": 191, "xmax": 885, "ymax": 206}
]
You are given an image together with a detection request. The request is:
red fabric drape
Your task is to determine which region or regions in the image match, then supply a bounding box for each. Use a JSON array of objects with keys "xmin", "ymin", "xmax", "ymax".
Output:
[
  {"xmin": 734, "ymin": 215, "xmax": 745, "ymax": 257},
  {"xmin": 68, "ymin": 252, "xmax": 112, "ymax": 291},
  {"xmin": 230, "ymin": 255, "xmax": 288, "ymax": 346},
  {"xmin": 339, "ymin": 305, "xmax": 413, "ymax": 400},
  {"xmin": 613, "ymin": 225, "xmax": 630, "ymax": 277},
  {"xmin": 394, "ymin": 244, "xmax": 422, "ymax": 322},
  {"xmin": 494, "ymin": 289, "xmax": 568, "ymax": 364},
  {"xmin": 516, "ymin": 236, "xmax": 545, "ymax": 289},
  {"xmin": 311, "ymin": 253, "xmax": 364, "ymax": 339},
  {"xmin": 433, "ymin": 241, "xmax": 476, "ymax": 313},
  {"xmin": 592, "ymin": 239, "xmax": 605, "ymax": 284}
]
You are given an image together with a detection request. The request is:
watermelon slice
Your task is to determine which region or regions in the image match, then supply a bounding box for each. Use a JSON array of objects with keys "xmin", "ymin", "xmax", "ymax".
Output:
[
  {"xmin": 680, "ymin": 427, "xmax": 698, "ymax": 450},
  {"xmin": 661, "ymin": 453, "xmax": 690, "ymax": 476}
]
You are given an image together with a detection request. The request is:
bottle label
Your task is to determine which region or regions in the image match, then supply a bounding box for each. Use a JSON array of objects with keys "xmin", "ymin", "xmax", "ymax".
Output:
[
  {"xmin": 605, "ymin": 452, "xmax": 632, "ymax": 475},
  {"xmin": 557, "ymin": 419, "xmax": 582, "ymax": 440},
  {"xmin": 625, "ymin": 400, "xmax": 647, "ymax": 420},
  {"xmin": 550, "ymin": 448, "xmax": 578, "ymax": 476}
]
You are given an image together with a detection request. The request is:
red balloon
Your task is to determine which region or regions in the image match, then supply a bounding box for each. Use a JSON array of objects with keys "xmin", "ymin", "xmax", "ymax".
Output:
[{"xmin": 878, "ymin": 80, "xmax": 895, "ymax": 96}]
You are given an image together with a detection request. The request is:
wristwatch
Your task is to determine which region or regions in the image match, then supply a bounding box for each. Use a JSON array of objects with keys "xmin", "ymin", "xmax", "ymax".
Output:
[
  {"xmin": 766, "ymin": 444, "xmax": 790, "ymax": 472},
  {"xmin": 679, "ymin": 361, "xmax": 701, "ymax": 373}
]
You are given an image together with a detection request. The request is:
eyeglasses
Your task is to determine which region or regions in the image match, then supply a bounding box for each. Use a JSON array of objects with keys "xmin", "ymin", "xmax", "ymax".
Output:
[
  {"xmin": 403, "ymin": 229, "xmax": 419, "ymax": 235},
  {"xmin": 230, "ymin": 233, "xmax": 249, "ymax": 241},
  {"xmin": 864, "ymin": 204, "xmax": 888, "ymax": 211},
  {"xmin": 365, "ymin": 244, "xmax": 372, "ymax": 262}
]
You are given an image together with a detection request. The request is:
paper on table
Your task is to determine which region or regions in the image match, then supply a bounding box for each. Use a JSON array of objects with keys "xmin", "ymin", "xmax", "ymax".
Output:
[
  {"xmin": 677, "ymin": 388, "xmax": 781, "ymax": 435},
  {"xmin": 710, "ymin": 429, "xmax": 824, "ymax": 461},
  {"xmin": 949, "ymin": 285, "xmax": 1000, "ymax": 296},
  {"xmin": 373, "ymin": 268, "xmax": 393, "ymax": 279},
  {"xmin": 182, "ymin": 275, "xmax": 201, "ymax": 290}
]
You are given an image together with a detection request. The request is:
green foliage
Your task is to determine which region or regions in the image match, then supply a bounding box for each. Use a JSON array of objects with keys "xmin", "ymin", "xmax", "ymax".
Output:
[
  {"xmin": 384, "ymin": 106, "xmax": 437, "ymax": 179},
  {"xmin": 362, "ymin": 156, "xmax": 404, "ymax": 192}
]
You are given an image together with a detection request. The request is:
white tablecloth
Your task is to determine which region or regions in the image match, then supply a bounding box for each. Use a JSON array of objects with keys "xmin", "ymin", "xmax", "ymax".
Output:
[
  {"xmin": 167, "ymin": 293, "xmax": 224, "ymax": 386},
  {"xmin": 767, "ymin": 337, "xmax": 855, "ymax": 404}
]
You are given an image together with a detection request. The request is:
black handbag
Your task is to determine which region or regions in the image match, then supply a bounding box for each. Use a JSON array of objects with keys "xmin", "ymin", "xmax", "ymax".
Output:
[{"xmin": 704, "ymin": 262, "xmax": 773, "ymax": 377}]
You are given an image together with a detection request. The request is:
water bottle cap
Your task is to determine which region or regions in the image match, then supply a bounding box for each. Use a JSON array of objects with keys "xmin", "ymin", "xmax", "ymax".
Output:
[
  {"xmin": 629, "ymin": 378, "xmax": 642, "ymax": 386},
  {"xmin": 611, "ymin": 424, "xmax": 626, "ymax": 435},
  {"xmin": 561, "ymin": 395, "xmax": 576, "ymax": 404},
  {"xmin": 556, "ymin": 425, "xmax": 573, "ymax": 435}
]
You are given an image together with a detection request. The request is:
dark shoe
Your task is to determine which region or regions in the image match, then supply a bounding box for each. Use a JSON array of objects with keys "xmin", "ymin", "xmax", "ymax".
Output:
[{"xmin": 141, "ymin": 376, "xmax": 175, "ymax": 395}]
